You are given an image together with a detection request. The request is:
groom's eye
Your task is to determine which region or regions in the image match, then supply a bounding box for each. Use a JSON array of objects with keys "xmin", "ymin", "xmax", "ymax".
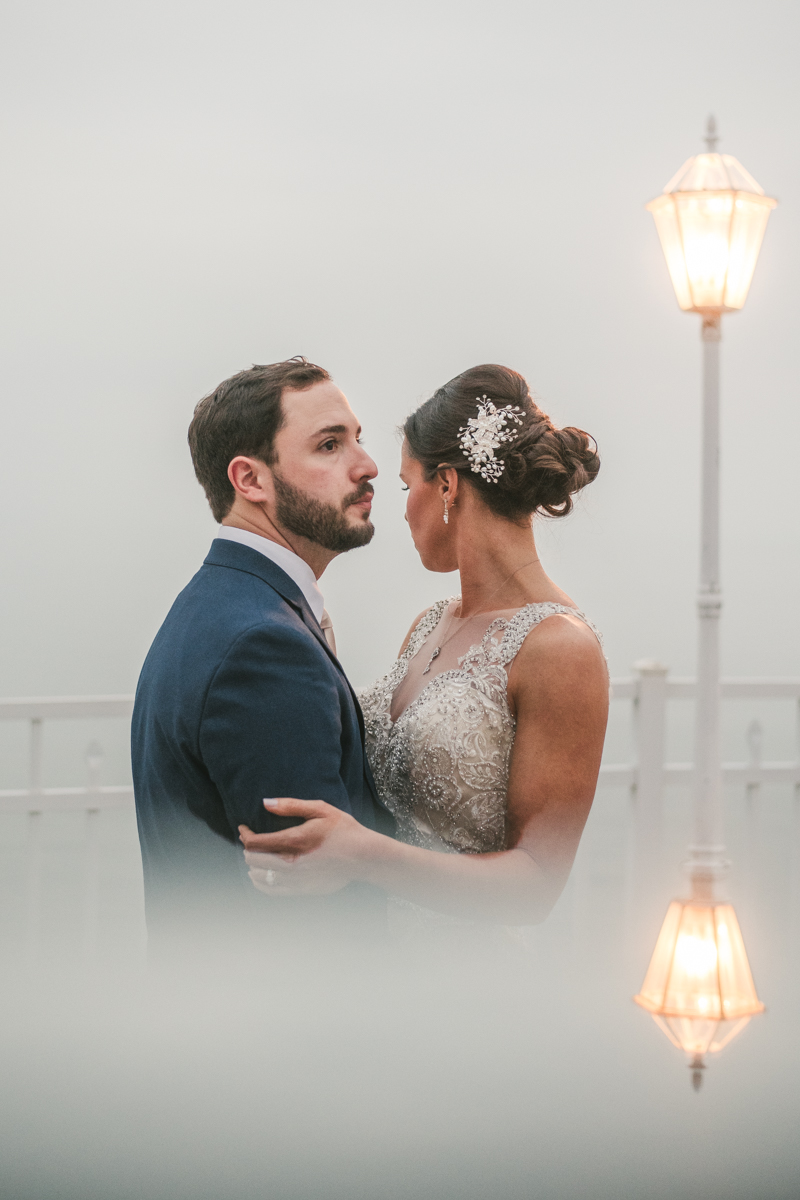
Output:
[{"xmin": 320, "ymin": 439, "xmax": 338, "ymax": 452}]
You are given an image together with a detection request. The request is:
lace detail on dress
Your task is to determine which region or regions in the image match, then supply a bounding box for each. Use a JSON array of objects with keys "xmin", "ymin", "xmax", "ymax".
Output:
[
  {"xmin": 458, "ymin": 601, "xmax": 603, "ymax": 672},
  {"xmin": 358, "ymin": 600, "xmax": 603, "ymax": 856}
]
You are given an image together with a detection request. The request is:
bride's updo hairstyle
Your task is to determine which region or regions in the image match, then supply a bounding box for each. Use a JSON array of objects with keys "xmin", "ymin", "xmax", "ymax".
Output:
[{"xmin": 403, "ymin": 364, "xmax": 599, "ymax": 520}]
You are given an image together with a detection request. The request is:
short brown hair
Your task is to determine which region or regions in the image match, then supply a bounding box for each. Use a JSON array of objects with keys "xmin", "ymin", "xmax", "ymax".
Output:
[
  {"xmin": 188, "ymin": 357, "xmax": 331, "ymax": 522},
  {"xmin": 403, "ymin": 364, "xmax": 599, "ymax": 521}
]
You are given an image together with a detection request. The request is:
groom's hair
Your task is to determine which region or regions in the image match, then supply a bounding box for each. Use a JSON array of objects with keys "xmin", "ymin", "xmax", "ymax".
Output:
[{"xmin": 188, "ymin": 358, "xmax": 331, "ymax": 522}]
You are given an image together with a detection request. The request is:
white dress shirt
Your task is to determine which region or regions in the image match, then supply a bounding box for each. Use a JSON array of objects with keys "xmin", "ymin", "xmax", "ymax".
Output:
[{"xmin": 215, "ymin": 525, "xmax": 325, "ymax": 623}]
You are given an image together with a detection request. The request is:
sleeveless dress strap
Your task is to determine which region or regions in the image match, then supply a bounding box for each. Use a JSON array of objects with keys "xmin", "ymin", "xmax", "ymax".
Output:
[
  {"xmin": 402, "ymin": 599, "xmax": 452, "ymax": 663},
  {"xmin": 379, "ymin": 598, "xmax": 454, "ymax": 700},
  {"xmin": 458, "ymin": 602, "xmax": 604, "ymax": 674}
]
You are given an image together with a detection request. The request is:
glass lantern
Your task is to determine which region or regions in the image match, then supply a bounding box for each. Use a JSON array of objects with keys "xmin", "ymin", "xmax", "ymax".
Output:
[
  {"xmin": 634, "ymin": 899, "xmax": 764, "ymax": 1088},
  {"xmin": 647, "ymin": 152, "xmax": 777, "ymax": 313}
]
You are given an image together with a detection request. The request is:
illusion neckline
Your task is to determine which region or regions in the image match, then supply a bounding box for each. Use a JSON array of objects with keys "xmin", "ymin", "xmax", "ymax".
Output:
[
  {"xmin": 387, "ymin": 599, "xmax": 583, "ymax": 728},
  {"xmin": 443, "ymin": 597, "xmax": 579, "ymax": 621}
]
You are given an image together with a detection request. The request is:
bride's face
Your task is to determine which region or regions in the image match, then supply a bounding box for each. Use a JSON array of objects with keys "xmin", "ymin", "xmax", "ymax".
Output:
[{"xmin": 400, "ymin": 441, "xmax": 458, "ymax": 573}]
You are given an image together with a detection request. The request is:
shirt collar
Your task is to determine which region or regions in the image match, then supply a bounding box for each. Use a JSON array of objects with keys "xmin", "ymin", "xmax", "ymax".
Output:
[{"xmin": 215, "ymin": 525, "xmax": 325, "ymax": 623}]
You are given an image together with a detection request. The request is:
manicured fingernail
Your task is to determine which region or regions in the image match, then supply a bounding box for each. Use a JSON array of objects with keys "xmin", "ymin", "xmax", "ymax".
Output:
[{"xmin": 263, "ymin": 798, "xmax": 279, "ymax": 809}]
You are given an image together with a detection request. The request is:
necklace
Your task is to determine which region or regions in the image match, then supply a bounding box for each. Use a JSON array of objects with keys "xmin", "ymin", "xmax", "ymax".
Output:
[{"xmin": 420, "ymin": 558, "xmax": 541, "ymax": 675}]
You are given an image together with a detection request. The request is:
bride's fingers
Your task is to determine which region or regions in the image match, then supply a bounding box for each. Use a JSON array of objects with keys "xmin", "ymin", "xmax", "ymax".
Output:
[
  {"xmin": 249, "ymin": 872, "xmax": 294, "ymax": 895},
  {"xmin": 249, "ymin": 868, "xmax": 346, "ymax": 896},
  {"xmin": 242, "ymin": 850, "xmax": 290, "ymax": 870},
  {"xmin": 262, "ymin": 797, "xmax": 329, "ymax": 818},
  {"xmin": 243, "ymin": 849, "xmax": 309, "ymax": 871},
  {"xmin": 240, "ymin": 827, "xmax": 287, "ymax": 852},
  {"xmin": 239, "ymin": 824, "xmax": 322, "ymax": 855}
]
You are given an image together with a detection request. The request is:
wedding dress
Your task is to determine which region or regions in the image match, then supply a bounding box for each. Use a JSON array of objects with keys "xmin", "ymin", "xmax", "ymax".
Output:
[{"xmin": 359, "ymin": 598, "xmax": 603, "ymax": 861}]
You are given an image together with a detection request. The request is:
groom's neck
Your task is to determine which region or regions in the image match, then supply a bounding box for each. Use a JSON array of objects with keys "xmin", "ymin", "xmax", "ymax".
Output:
[{"xmin": 221, "ymin": 503, "xmax": 337, "ymax": 580}]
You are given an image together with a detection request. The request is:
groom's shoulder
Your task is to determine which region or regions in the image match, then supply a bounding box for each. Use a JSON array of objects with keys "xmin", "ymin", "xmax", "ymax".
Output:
[
  {"xmin": 143, "ymin": 547, "xmax": 309, "ymax": 671},
  {"xmin": 172, "ymin": 539, "xmax": 296, "ymax": 609},
  {"xmin": 170, "ymin": 558, "xmax": 294, "ymax": 635}
]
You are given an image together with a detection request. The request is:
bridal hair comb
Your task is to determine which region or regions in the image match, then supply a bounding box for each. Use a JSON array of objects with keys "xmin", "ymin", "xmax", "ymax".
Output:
[{"xmin": 458, "ymin": 396, "xmax": 524, "ymax": 483}]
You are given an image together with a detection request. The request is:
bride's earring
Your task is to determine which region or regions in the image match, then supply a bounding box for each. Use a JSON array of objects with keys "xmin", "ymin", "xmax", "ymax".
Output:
[{"xmin": 443, "ymin": 497, "xmax": 449, "ymax": 525}]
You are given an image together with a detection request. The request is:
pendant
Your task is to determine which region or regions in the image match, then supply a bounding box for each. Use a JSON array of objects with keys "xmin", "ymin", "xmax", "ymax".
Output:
[{"xmin": 422, "ymin": 647, "xmax": 440, "ymax": 675}]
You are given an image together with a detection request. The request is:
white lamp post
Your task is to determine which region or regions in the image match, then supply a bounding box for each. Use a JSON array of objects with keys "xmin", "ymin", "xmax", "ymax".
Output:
[{"xmin": 635, "ymin": 118, "xmax": 776, "ymax": 1088}]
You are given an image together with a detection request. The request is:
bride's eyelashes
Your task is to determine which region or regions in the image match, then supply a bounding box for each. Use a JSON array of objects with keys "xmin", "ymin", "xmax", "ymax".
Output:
[{"xmin": 400, "ymin": 485, "xmax": 409, "ymax": 492}]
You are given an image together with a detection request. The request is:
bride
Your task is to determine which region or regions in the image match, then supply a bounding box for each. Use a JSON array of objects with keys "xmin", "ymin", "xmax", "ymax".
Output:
[{"xmin": 240, "ymin": 364, "xmax": 609, "ymax": 924}]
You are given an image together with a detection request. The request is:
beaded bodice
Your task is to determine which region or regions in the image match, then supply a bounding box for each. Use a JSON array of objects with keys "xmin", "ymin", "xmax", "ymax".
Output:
[{"xmin": 359, "ymin": 599, "xmax": 601, "ymax": 855}]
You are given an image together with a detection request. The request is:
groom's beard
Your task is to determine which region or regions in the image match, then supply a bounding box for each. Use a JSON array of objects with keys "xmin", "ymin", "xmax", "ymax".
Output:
[{"xmin": 272, "ymin": 474, "xmax": 375, "ymax": 552}]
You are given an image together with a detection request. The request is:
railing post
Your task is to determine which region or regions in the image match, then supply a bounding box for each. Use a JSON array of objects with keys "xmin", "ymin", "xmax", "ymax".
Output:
[
  {"xmin": 29, "ymin": 717, "xmax": 43, "ymax": 803},
  {"xmin": 24, "ymin": 717, "xmax": 44, "ymax": 969},
  {"xmin": 791, "ymin": 700, "xmax": 800, "ymax": 966},
  {"xmin": 82, "ymin": 742, "xmax": 103, "ymax": 965},
  {"xmin": 744, "ymin": 719, "xmax": 762, "ymax": 912},
  {"xmin": 628, "ymin": 661, "xmax": 668, "ymax": 952}
]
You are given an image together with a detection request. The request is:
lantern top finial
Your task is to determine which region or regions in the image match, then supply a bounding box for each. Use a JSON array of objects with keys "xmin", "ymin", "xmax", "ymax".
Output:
[{"xmin": 704, "ymin": 115, "xmax": 719, "ymax": 152}]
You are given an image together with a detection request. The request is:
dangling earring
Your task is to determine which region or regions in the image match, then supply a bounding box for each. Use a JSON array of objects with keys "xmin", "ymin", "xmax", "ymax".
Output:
[{"xmin": 443, "ymin": 496, "xmax": 449, "ymax": 525}]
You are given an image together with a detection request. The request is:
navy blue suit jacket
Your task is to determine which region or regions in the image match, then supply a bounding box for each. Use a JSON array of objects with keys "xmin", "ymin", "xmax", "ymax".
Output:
[{"xmin": 132, "ymin": 538, "xmax": 394, "ymax": 944}]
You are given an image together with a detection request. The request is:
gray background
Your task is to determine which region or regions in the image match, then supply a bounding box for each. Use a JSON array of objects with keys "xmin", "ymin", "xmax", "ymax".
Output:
[
  {"xmin": 1, "ymin": 6, "xmax": 799, "ymax": 1195},
  {"xmin": 1, "ymin": 0, "xmax": 798, "ymax": 716}
]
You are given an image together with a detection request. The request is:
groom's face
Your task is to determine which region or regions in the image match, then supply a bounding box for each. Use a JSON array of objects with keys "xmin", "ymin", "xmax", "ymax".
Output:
[{"xmin": 270, "ymin": 382, "xmax": 378, "ymax": 551}]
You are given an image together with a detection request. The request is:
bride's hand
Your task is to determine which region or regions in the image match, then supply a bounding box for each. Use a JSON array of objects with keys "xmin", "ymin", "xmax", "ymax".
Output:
[
  {"xmin": 238, "ymin": 798, "xmax": 373, "ymax": 895},
  {"xmin": 243, "ymin": 849, "xmax": 350, "ymax": 895}
]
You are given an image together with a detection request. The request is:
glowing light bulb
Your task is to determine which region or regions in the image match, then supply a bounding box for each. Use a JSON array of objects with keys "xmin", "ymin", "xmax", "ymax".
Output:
[
  {"xmin": 634, "ymin": 900, "xmax": 764, "ymax": 1082},
  {"xmin": 674, "ymin": 931, "xmax": 718, "ymax": 978}
]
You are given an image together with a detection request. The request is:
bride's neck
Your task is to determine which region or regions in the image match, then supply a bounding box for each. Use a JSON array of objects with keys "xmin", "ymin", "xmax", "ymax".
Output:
[{"xmin": 453, "ymin": 521, "xmax": 550, "ymax": 618}]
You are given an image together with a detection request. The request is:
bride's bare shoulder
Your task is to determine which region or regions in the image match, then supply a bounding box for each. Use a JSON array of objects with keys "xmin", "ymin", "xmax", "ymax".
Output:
[{"xmin": 509, "ymin": 610, "xmax": 608, "ymax": 708}]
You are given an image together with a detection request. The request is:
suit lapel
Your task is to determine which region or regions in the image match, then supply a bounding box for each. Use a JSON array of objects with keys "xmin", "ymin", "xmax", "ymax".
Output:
[
  {"xmin": 204, "ymin": 539, "xmax": 385, "ymax": 814},
  {"xmin": 290, "ymin": 600, "xmax": 378, "ymax": 801},
  {"xmin": 286, "ymin": 592, "xmax": 373, "ymax": 752},
  {"xmin": 204, "ymin": 538, "xmax": 372, "ymax": 747}
]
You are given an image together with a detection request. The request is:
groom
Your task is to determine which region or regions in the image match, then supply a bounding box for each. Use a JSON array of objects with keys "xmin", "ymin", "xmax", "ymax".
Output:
[{"xmin": 132, "ymin": 358, "xmax": 394, "ymax": 954}]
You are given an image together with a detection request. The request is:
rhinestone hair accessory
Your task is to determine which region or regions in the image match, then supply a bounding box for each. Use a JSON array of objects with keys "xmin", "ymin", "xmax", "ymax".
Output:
[{"xmin": 458, "ymin": 396, "xmax": 524, "ymax": 483}]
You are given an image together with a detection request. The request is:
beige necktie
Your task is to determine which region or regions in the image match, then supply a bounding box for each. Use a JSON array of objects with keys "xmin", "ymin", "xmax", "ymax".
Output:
[{"xmin": 320, "ymin": 609, "xmax": 337, "ymax": 656}]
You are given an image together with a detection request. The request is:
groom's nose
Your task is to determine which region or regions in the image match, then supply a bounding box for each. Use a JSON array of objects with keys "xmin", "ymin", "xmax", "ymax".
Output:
[{"xmin": 354, "ymin": 445, "xmax": 378, "ymax": 480}]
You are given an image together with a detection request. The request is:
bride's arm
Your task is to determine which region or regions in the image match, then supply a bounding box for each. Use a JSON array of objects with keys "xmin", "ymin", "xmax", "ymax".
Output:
[{"xmin": 241, "ymin": 614, "xmax": 608, "ymax": 923}]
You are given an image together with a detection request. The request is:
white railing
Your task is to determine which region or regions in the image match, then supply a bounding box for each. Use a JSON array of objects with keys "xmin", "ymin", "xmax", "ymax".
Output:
[
  {"xmin": 599, "ymin": 664, "xmax": 800, "ymax": 793},
  {"xmin": 0, "ymin": 695, "xmax": 134, "ymax": 812},
  {"xmin": 1, "ymin": 675, "xmax": 799, "ymax": 965},
  {"xmin": 0, "ymin": 696, "xmax": 137, "ymax": 967},
  {"xmin": 2, "ymin": 674, "xmax": 799, "ymax": 814},
  {"xmin": 596, "ymin": 663, "xmax": 800, "ymax": 950}
]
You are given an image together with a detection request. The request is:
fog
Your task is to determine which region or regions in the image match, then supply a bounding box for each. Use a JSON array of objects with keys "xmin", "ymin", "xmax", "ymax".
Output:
[
  {"xmin": 2, "ymin": 0, "xmax": 799, "ymax": 706},
  {"xmin": 1, "ymin": 2, "xmax": 799, "ymax": 1197},
  {"xmin": 2, "ymin": 938, "xmax": 799, "ymax": 1200}
]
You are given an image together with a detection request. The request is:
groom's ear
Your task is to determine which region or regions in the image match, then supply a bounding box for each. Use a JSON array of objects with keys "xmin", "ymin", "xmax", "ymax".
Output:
[{"xmin": 228, "ymin": 456, "xmax": 275, "ymax": 505}]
